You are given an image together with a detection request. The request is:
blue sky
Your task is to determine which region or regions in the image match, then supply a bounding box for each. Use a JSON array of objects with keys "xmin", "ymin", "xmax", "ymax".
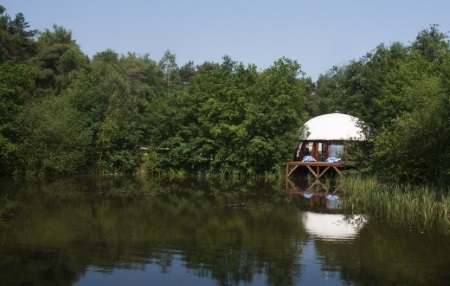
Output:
[{"xmin": 3, "ymin": 0, "xmax": 450, "ymax": 80}]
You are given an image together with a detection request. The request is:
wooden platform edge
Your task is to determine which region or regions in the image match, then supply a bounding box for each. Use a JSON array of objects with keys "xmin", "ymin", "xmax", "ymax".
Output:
[{"xmin": 285, "ymin": 161, "xmax": 347, "ymax": 179}]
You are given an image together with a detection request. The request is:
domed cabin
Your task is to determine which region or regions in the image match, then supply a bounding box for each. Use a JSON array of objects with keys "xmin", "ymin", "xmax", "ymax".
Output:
[
  {"xmin": 286, "ymin": 113, "xmax": 366, "ymax": 181},
  {"xmin": 294, "ymin": 112, "xmax": 366, "ymax": 162}
]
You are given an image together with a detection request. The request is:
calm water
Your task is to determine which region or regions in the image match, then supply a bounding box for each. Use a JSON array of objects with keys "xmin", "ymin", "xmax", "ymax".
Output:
[{"xmin": 1, "ymin": 176, "xmax": 450, "ymax": 286}]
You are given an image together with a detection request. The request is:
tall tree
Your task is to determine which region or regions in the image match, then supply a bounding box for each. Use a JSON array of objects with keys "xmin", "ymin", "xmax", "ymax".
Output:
[
  {"xmin": 0, "ymin": 61, "xmax": 34, "ymax": 175},
  {"xmin": 158, "ymin": 50, "xmax": 179, "ymax": 88},
  {"xmin": 178, "ymin": 60, "xmax": 196, "ymax": 85},
  {"xmin": 411, "ymin": 24, "xmax": 449, "ymax": 64},
  {"xmin": 16, "ymin": 95, "xmax": 92, "ymax": 177},
  {"xmin": 309, "ymin": 66, "xmax": 348, "ymax": 117},
  {"xmin": 0, "ymin": 5, "xmax": 37, "ymax": 63},
  {"xmin": 32, "ymin": 25, "xmax": 89, "ymax": 96},
  {"xmin": 373, "ymin": 76, "xmax": 450, "ymax": 182},
  {"xmin": 150, "ymin": 56, "xmax": 308, "ymax": 175},
  {"xmin": 68, "ymin": 51, "xmax": 162, "ymax": 173},
  {"xmin": 244, "ymin": 57, "xmax": 307, "ymax": 173},
  {"xmin": 370, "ymin": 26, "xmax": 450, "ymax": 182}
]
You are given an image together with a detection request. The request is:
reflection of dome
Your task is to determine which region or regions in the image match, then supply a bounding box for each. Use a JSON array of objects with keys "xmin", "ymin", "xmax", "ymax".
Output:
[
  {"xmin": 301, "ymin": 212, "xmax": 367, "ymax": 240},
  {"xmin": 303, "ymin": 113, "xmax": 365, "ymax": 141}
]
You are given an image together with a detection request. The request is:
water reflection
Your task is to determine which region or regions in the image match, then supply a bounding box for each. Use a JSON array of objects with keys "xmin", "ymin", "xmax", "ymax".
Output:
[
  {"xmin": 294, "ymin": 190, "xmax": 368, "ymax": 241},
  {"xmin": 0, "ymin": 177, "xmax": 306, "ymax": 286},
  {"xmin": 285, "ymin": 176, "xmax": 342, "ymax": 194},
  {"xmin": 0, "ymin": 177, "xmax": 450, "ymax": 286}
]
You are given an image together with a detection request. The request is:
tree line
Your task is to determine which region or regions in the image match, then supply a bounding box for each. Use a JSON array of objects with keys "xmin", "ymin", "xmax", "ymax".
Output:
[{"xmin": 1, "ymin": 5, "xmax": 449, "ymax": 183}]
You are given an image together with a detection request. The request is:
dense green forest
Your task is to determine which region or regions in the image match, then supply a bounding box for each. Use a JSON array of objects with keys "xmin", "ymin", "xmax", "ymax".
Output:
[{"xmin": 0, "ymin": 6, "xmax": 449, "ymax": 182}]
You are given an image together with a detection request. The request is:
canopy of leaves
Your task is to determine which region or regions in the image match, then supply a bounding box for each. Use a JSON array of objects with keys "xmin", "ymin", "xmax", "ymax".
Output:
[
  {"xmin": 145, "ymin": 56, "xmax": 307, "ymax": 175},
  {"xmin": 16, "ymin": 95, "xmax": 92, "ymax": 177},
  {"xmin": 0, "ymin": 5, "xmax": 37, "ymax": 63}
]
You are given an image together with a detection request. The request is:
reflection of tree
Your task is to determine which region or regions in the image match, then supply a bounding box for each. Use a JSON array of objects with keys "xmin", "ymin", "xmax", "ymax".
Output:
[
  {"xmin": 180, "ymin": 205, "xmax": 304, "ymax": 286},
  {"xmin": 0, "ymin": 247, "xmax": 81, "ymax": 286},
  {"xmin": 3, "ymin": 177, "xmax": 450, "ymax": 285},
  {"xmin": 0, "ymin": 177, "xmax": 306, "ymax": 286},
  {"xmin": 312, "ymin": 221, "xmax": 450, "ymax": 286}
]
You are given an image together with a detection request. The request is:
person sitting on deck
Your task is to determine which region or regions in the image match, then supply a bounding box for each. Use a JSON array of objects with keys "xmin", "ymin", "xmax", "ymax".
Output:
[
  {"xmin": 326, "ymin": 156, "xmax": 341, "ymax": 163},
  {"xmin": 302, "ymin": 148, "xmax": 316, "ymax": 162}
]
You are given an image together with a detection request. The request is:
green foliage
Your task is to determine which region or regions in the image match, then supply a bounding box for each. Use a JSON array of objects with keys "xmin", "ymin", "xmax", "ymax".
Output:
[
  {"xmin": 146, "ymin": 56, "xmax": 307, "ymax": 175},
  {"xmin": 0, "ymin": 61, "xmax": 34, "ymax": 175},
  {"xmin": 365, "ymin": 27, "xmax": 450, "ymax": 183},
  {"xmin": 0, "ymin": 5, "xmax": 37, "ymax": 63},
  {"xmin": 343, "ymin": 176, "xmax": 450, "ymax": 233},
  {"xmin": 1, "ymin": 5, "xmax": 450, "ymax": 182},
  {"xmin": 0, "ymin": 6, "xmax": 38, "ymax": 175},
  {"xmin": 309, "ymin": 25, "xmax": 450, "ymax": 184},
  {"xmin": 373, "ymin": 77, "xmax": 450, "ymax": 182},
  {"xmin": 308, "ymin": 66, "xmax": 346, "ymax": 116},
  {"xmin": 32, "ymin": 25, "xmax": 89, "ymax": 96},
  {"xmin": 158, "ymin": 50, "xmax": 179, "ymax": 87},
  {"xmin": 16, "ymin": 95, "xmax": 92, "ymax": 177},
  {"xmin": 411, "ymin": 24, "xmax": 450, "ymax": 64},
  {"xmin": 66, "ymin": 51, "xmax": 163, "ymax": 174}
]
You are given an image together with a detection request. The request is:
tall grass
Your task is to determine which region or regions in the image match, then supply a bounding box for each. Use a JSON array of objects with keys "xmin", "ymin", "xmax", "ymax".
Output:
[{"xmin": 341, "ymin": 176, "xmax": 450, "ymax": 233}]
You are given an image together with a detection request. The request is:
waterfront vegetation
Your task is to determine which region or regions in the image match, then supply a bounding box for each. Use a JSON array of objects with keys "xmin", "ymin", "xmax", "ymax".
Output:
[{"xmin": 342, "ymin": 176, "xmax": 450, "ymax": 233}]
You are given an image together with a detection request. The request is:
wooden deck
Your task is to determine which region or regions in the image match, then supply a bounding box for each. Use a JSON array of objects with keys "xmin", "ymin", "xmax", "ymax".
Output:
[{"xmin": 285, "ymin": 161, "xmax": 347, "ymax": 179}]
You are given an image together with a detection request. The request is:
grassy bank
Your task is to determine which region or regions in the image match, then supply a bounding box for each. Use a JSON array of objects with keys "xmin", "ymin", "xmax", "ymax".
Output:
[{"xmin": 341, "ymin": 176, "xmax": 450, "ymax": 233}]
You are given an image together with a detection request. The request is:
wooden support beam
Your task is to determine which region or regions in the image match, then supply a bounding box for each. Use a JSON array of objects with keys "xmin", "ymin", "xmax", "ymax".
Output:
[
  {"xmin": 285, "ymin": 161, "xmax": 346, "ymax": 180},
  {"xmin": 286, "ymin": 164, "xmax": 299, "ymax": 178},
  {"xmin": 332, "ymin": 166, "xmax": 343, "ymax": 176},
  {"xmin": 318, "ymin": 166, "xmax": 331, "ymax": 179},
  {"xmin": 306, "ymin": 165, "xmax": 318, "ymax": 178},
  {"xmin": 285, "ymin": 177, "xmax": 299, "ymax": 192}
]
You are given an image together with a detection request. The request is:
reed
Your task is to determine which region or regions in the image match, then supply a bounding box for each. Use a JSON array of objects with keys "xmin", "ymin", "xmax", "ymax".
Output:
[{"xmin": 341, "ymin": 176, "xmax": 450, "ymax": 233}]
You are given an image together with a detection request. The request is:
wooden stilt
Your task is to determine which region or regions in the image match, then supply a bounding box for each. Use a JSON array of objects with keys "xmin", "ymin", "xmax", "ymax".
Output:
[
  {"xmin": 285, "ymin": 161, "xmax": 346, "ymax": 193},
  {"xmin": 285, "ymin": 161, "xmax": 345, "ymax": 180}
]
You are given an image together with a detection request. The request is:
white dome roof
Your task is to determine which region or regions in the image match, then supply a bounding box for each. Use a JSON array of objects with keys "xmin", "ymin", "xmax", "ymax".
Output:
[{"xmin": 303, "ymin": 113, "xmax": 365, "ymax": 141}]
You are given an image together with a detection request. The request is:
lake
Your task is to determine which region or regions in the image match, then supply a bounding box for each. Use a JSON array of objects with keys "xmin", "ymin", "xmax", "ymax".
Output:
[{"xmin": 1, "ymin": 176, "xmax": 449, "ymax": 286}]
